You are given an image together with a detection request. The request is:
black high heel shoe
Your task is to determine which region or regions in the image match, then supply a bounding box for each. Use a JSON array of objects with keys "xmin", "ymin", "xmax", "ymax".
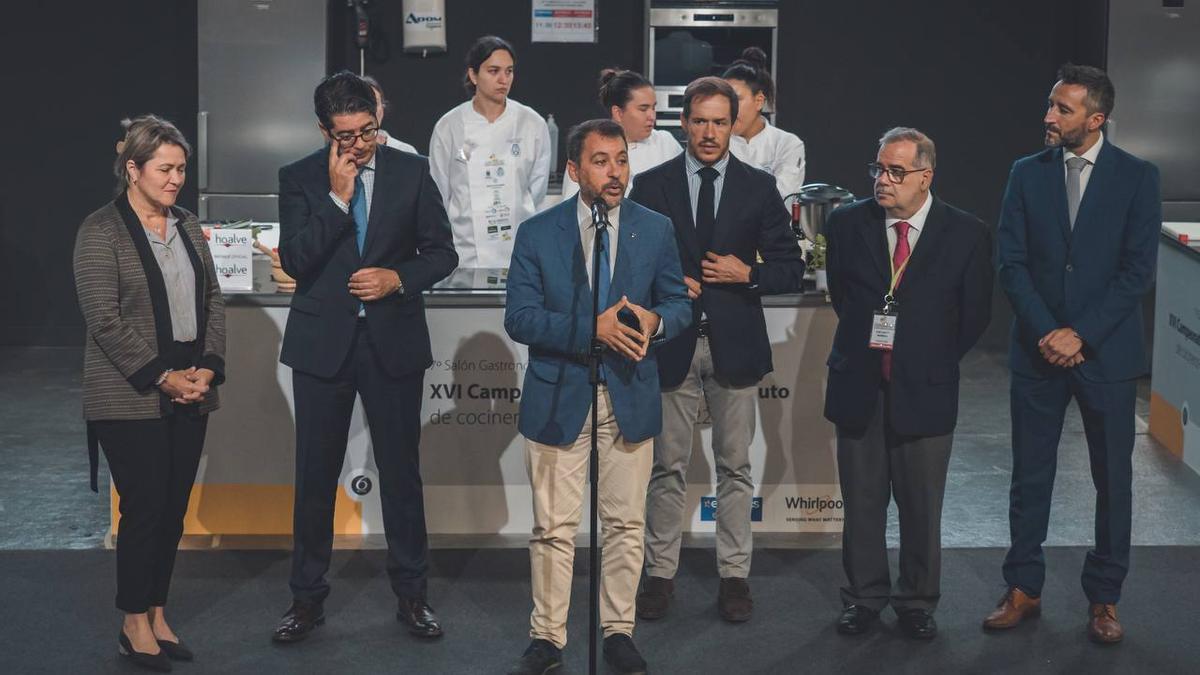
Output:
[
  {"xmin": 118, "ymin": 631, "xmax": 172, "ymax": 672},
  {"xmin": 156, "ymin": 639, "xmax": 194, "ymax": 662}
]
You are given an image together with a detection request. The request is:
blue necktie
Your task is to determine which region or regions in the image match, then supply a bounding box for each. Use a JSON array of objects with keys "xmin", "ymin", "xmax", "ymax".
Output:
[
  {"xmin": 595, "ymin": 225, "xmax": 610, "ymax": 382},
  {"xmin": 351, "ymin": 173, "xmax": 368, "ymax": 254},
  {"xmin": 351, "ymin": 173, "xmax": 368, "ymax": 314},
  {"xmin": 596, "ymin": 225, "xmax": 611, "ymax": 310}
]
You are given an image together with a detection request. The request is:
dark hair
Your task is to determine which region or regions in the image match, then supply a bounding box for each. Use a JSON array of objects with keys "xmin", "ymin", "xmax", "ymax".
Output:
[
  {"xmin": 113, "ymin": 115, "xmax": 191, "ymax": 196},
  {"xmin": 1056, "ymin": 63, "xmax": 1115, "ymax": 118},
  {"xmin": 566, "ymin": 119, "xmax": 627, "ymax": 165},
  {"xmin": 313, "ymin": 70, "xmax": 377, "ymax": 130},
  {"xmin": 598, "ymin": 68, "xmax": 653, "ymax": 111},
  {"xmin": 360, "ymin": 74, "xmax": 387, "ymax": 110},
  {"xmin": 682, "ymin": 76, "xmax": 739, "ymax": 123},
  {"xmin": 722, "ymin": 47, "xmax": 775, "ymax": 105},
  {"xmin": 464, "ymin": 35, "xmax": 516, "ymax": 95}
]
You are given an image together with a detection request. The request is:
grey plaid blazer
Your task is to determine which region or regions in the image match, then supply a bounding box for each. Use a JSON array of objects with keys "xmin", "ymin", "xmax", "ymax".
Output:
[{"xmin": 73, "ymin": 193, "xmax": 226, "ymax": 486}]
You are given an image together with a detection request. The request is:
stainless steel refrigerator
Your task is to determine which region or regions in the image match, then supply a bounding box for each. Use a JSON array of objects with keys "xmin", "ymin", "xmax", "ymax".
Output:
[{"xmin": 198, "ymin": 0, "xmax": 327, "ymax": 221}]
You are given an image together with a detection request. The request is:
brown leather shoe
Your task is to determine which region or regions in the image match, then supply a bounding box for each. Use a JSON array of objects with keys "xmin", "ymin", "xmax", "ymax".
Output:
[
  {"xmin": 982, "ymin": 587, "xmax": 1041, "ymax": 630},
  {"xmin": 718, "ymin": 577, "xmax": 753, "ymax": 623},
  {"xmin": 1087, "ymin": 603, "xmax": 1123, "ymax": 644},
  {"xmin": 637, "ymin": 576, "xmax": 674, "ymax": 620}
]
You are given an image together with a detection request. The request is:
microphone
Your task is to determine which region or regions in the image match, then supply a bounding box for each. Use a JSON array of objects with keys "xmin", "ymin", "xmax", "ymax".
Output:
[{"xmin": 590, "ymin": 199, "xmax": 609, "ymax": 230}]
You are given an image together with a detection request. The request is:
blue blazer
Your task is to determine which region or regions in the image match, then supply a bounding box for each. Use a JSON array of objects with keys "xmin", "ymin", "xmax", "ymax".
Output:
[
  {"xmin": 997, "ymin": 141, "xmax": 1160, "ymax": 382},
  {"xmin": 505, "ymin": 196, "xmax": 691, "ymax": 445}
]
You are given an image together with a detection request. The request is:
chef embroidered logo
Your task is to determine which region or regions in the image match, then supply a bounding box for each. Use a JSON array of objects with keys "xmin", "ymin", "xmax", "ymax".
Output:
[
  {"xmin": 511, "ymin": 142, "xmax": 521, "ymax": 157},
  {"xmin": 700, "ymin": 496, "xmax": 763, "ymax": 522}
]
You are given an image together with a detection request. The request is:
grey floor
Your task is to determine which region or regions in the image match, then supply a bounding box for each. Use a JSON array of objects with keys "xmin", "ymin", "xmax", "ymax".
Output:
[{"xmin": 3, "ymin": 346, "xmax": 1200, "ymax": 551}]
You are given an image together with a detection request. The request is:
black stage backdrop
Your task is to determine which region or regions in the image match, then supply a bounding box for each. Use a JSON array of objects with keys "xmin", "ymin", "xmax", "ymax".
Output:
[{"xmin": 0, "ymin": 0, "xmax": 1106, "ymax": 347}]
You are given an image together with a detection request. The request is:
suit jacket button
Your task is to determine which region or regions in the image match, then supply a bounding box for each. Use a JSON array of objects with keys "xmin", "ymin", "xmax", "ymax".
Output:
[{"xmin": 1065, "ymin": 264, "xmax": 1073, "ymax": 272}]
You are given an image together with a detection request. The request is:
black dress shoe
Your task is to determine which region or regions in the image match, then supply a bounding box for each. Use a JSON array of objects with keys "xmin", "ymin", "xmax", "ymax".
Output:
[
  {"xmin": 603, "ymin": 634, "xmax": 647, "ymax": 675},
  {"xmin": 272, "ymin": 601, "xmax": 325, "ymax": 643},
  {"xmin": 836, "ymin": 605, "xmax": 880, "ymax": 635},
  {"xmin": 637, "ymin": 576, "xmax": 674, "ymax": 620},
  {"xmin": 718, "ymin": 577, "xmax": 753, "ymax": 623},
  {"xmin": 156, "ymin": 639, "xmax": 194, "ymax": 661},
  {"xmin": 897, "ymin": 609, "xmax": 938, "ymax": 640},
  {"xmin": 118, "ymin": 632, "xmax": 172, "ymax": 672},
  {"xmin": 397, "ymin": 597, "xmax": 443, "ymax": 638},
  {"xmin": 507, "ymin": 639, "xmax": 562, "ymax": 675}
]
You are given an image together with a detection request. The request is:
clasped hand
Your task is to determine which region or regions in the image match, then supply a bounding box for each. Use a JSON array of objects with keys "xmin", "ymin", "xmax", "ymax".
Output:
[
  {"xmin": 159, "ymin": 367, "xmax": 214, "ymax": 404},
  {"xmin": 1039, "ymin": 327, "xmax": 1084, "ymax": 368},
  {"xmin": 596, "ymin": 295, "xmax": 660, "ymax": 362}
]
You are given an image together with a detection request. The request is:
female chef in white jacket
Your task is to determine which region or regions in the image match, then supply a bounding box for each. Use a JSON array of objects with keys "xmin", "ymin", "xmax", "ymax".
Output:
[
  {"xmin": 429, "ymin": 35, "xmax": 551, "ymax": 268},
  {"xmin": 723, "ymin": 47, "xmax": 807, "ymax": 199},
  {"xmin": 561, "ymin": 68, "xmax": 682, "ymax": 199}
]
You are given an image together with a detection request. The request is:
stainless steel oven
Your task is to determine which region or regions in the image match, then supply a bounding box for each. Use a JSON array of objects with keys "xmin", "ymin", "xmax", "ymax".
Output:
[{"xmin": 646, "ymin": 1, "xmax": 778, "ymax": 130}]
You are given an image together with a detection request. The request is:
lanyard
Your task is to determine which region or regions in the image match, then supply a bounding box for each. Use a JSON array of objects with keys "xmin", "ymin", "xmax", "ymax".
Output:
[{"xmin": 882, "ymin": 248, "xmax": 913, "ymax": 311}]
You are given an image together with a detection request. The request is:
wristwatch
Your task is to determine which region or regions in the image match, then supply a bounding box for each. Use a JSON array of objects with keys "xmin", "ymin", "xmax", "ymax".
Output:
[{"xmin": 155, "ymin": 369, "xmax": 173, "ymax": 387}]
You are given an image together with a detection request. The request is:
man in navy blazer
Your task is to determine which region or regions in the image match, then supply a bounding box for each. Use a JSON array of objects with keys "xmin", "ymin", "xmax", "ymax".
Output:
[
  {"xmin": 504, "ymin": 119, "xmax": 690, "ymax": 675},
  {"xmin": 272, "ymin": 72, "xmax": 457, "ymax": 644},
  {"xmin": 629, "ymin": 77, "xmax": 805, "ymax": 624},
  {"xmin": 985, "ymin": 64, "xmax": 1161, "ymax": 644}
]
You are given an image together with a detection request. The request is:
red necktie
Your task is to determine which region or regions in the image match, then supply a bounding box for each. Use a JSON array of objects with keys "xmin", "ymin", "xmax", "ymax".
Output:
[{"xmin": 881, "ymin": 221, "xmax": 911, "ymax": 382}]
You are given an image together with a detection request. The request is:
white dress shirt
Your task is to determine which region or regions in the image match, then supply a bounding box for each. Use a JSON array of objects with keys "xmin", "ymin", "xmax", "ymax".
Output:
[
  {"xmin": 577, "ymin": 196, "xmax": 620, "ymax": 283},
  {"xmin": 884, "ymin": 190, "xmax": 933, "ymax": 257},
  {"xmin": 1063, "ymin": 130, "xmax": 1104, "ymax": 198}
]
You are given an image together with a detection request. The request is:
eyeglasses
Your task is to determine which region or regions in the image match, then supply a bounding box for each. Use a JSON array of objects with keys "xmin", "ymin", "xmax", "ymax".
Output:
[
  {"xmin": 867, "ymin": 162, "xmax": 927, "ymax": 183},
  {"xmin": 332, "ymin": 127, "xmax": 379, "ymax": 147}
]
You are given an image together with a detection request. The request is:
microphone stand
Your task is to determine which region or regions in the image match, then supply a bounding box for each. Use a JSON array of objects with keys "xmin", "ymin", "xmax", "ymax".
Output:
[{"xmin": 587, "ymin": 198, "xmax": 609, "ymax": 675}]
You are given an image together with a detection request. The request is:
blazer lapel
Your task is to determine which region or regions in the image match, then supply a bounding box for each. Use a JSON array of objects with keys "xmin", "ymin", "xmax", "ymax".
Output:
[
  {"xmin": 858, "ymin": 200, "xmax": 891, "ymax": 283},
  {"xmin": 711, "ymin": 154, "xmax": 743, "ymax": 252},
  {"xmin": 556, "ymin": 196, "xmax": 591, "ymax": 305},
  {"xmin": 607, "ymin": 203, "xmax": 638, "ymax": 304},
  {"xmin": 895, "ymin": 196, "xmax": 948, "ymax": 295},
  {"xmin": 171, "ymin": 208, "xmax": 208, "ymax": 349},
  {"xmin": 360, "ymin": 148, "xmax": 386, "ymax": 258},
  {"xmin": 1070, "ymin": 140, "xmax": 1115, "ymax": 240},
  {"xmin": 115, "ymin": 193, "xmax": 175, "ymax": 350},
  {"xmin": 1045, "ymin": 147, "xmax": 1071, "ymax": 241},
  {"xmin": 664, "ymin": 156, "xmax": 702, "ymax": 264}
]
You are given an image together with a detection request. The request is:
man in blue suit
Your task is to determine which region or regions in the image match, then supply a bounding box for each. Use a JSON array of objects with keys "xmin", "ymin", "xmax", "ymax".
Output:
[
  {"xmin": 985, "ymin": 64, "xmax": 1161, "ymax": 644},
  {"xmin": 504, "ymin": 119, "xmax": 690, "ymax": 675}
]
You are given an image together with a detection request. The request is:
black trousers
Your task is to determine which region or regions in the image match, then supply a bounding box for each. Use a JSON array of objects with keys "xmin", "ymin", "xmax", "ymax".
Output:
[
  {"xmin": 1003, "ymin": 371, "xmax": 1136, "ymax": 604},
  {"xmin": 836, "ymin": 384, "xmax": 954, "ymax": 613},
  {"xmin": 289, "ymin": 321, "xmax": 428, "ymax": 604}
]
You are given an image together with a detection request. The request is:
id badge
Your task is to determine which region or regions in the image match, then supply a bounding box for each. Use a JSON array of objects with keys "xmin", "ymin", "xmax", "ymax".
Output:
[{"xmin": 869, "ymin": 311, "xmax": 898, "ymax": 350}]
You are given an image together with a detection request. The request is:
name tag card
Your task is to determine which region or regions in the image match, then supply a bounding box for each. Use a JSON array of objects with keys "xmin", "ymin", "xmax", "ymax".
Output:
[{"xmin": 869, "ymin": 312, "xmax": 897, "ymax": 350}]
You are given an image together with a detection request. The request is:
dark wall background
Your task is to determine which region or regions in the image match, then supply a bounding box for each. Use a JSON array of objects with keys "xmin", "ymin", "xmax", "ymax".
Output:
[
  {"xmin": 0, "ymin": 1, "xmax": 198, "ymax": 346},
  {"xmin": 1, "ymin": 0, "xmax": 1108, "ymax": 348}
]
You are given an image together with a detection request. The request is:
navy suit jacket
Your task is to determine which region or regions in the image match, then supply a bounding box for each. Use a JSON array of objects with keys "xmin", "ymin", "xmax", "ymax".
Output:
[
  {"xmin": 823, "ymin": 197, "xmax": 993, "ymax": 436},
  {"xmin": 504, "ymin": 196, "xmax": 691, "ymax": 445},
  {"xmin": 629, "ymin": 152, "xmax": 805, "ymax": 388},
  {"xmin": 997, "ymin": 141, "xmax": 1160, "ymax": 382},
  {"xmin": 278, "ymin": 145, "xmax": 458, "ymax": 378}
]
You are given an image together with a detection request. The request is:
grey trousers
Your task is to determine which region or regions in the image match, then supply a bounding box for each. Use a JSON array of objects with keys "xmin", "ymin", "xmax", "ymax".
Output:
[
  {"xmin": 837, "ymin": 385, "xmax": 953, "ymax": 613},
  {"xmin": 644, "ymin": 337, "xmax": 758, "ymax": 579}
]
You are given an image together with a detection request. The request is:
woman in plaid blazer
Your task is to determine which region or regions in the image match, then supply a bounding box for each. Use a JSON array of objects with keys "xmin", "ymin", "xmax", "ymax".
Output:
[{"xmin": 73, "ymin": 115, "xmax": 225, "ymax": 671}]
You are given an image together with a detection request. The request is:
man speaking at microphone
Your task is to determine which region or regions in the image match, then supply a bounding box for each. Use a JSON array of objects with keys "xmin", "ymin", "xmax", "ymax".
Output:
[{"xmin": 503, "ymin": 119, "xmax": 690, "ymax": 675}]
